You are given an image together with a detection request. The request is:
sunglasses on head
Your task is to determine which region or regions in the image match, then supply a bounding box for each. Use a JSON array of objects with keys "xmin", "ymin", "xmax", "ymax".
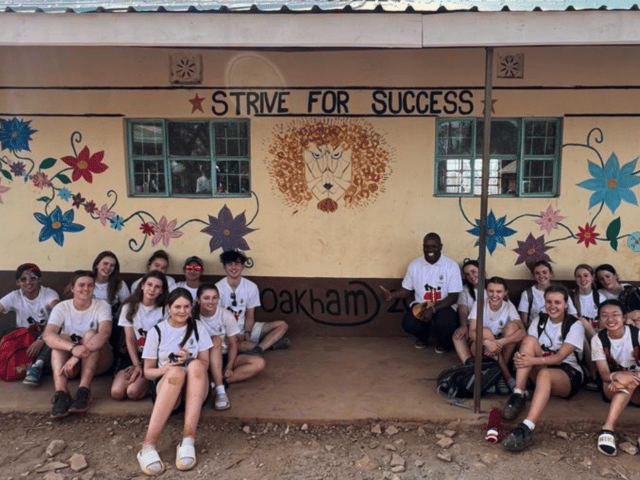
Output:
[{"xmin": 185, "ymin": 265, "xmax": 202, "ymax": 272}]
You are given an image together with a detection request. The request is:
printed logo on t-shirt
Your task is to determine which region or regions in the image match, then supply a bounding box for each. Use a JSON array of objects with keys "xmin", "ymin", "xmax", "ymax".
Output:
[
  {"xmin": 137, "ymin": 328, "xmax": 147, "ymax": 348},
  {"xmin": 70, "ymin": 333, "xmax": 82, "ymax": 344},
  {"xmin": 168, "ymin": 352, "xmax": 178, "ymax": 363},
  {"xmin": 423, "ymin": 285, "xmax": 443, "ymax": 303},
  {"xmin": 227, "ymin": 306, "xmax": 244, "ymax": 322}
]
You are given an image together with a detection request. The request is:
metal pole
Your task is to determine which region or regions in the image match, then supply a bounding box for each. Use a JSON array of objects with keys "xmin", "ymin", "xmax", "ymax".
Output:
[{"xmin": 473, "ymin": 46, "xmax": 494, "ymax": 413}]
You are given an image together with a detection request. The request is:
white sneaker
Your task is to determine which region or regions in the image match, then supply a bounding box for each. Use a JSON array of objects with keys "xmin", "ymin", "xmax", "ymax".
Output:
[{"xmin": 214, "ymin": 391, "xmax": 230, "ymax": 410}]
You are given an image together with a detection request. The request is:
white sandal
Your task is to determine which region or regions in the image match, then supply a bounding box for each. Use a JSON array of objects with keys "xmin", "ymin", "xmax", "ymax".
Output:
[
  {"xmin": 597, "ymin": 430, "xmax": 617, "ymax": 456},
  {"xmin": 137, "ymin": 447, "xmax": 165, "ymax": 476},
  {"xmin": 176, "ymin": 441, "xmax": 197, "ymax": 471}
]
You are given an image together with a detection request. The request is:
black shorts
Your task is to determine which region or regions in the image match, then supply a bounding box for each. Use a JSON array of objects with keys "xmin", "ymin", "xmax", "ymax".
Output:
[{"xmin": 547, "ymin": 363, "xmax": 583, "ymax": 399}]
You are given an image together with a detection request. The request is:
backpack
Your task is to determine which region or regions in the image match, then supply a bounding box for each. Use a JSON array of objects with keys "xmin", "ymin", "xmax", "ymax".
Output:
[
  {"xmin": 535, "ymin": 313, "xmax": 581, "ymax": 364},
  {"xmin": 597, "ymin": 325, "xmax": 640, "ymax": 373},
  {"xmin": 619, "ymin": 286, "xmax": 640, "ymax": 314},
  {"xmin": 436, "ymin": 358, "xmax": 502, "ymax": 399},
  {"xmin": 0, "ymin": 328, "xmax": 36, "ymax": 381}
]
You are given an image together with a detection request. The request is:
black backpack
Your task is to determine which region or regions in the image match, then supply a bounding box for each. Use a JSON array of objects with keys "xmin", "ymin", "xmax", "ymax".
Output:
[
  {"xmin": 436, "ymin": 358, "xmax": 502, "ymax": 399},
  {"xmin": 597, "ymin": 325, "xmax": 640, "ymax": 373},
  {"xmin": 536, "ymin": 313, "xmax": 581, "ymax": 365},
  {"xmin": 619, "ymin": 286, "xmax": 640, "ymax": 314}
]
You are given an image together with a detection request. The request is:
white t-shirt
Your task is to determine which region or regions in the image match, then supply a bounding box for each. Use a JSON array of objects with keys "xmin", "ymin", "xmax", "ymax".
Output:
[
  {"xmin": 0, "ymin": 286, "xmax": 59, "ymax": 330},
  {"xmin": 598, "ymin": 284, "xmax": 633, "ymax": 300},
  {"xmin": 141, "ymin": 319, "xmax": 212, "ymax": 369},
  {"xmin": 216, "ymin": 277, "xmax": 261, "ymax": 333},
  {"xmin": 199, "ymin": 307, "xmax": 241, "ymax": 354},
  {"xmin": 469, "ymin": 300, "xmax": 520, "ymax": 337},
  {"xmin": 591, "ymin": 326, "xmax": 640, "ymax": 372},
  {"xmin": 576, "ymin": 290, "xmax": 607, "ymax": 321},
  {"xmin": 401, "ymin": 254, "xmax": 463, "ymax": 308},
  {"xmin": 131, "ymin": 275, "xmax": 176, "ymax": 294},
  {"xmin": 172, "ymin": 282, "xmax": 199, "ymax": 305},
  {"xmin": 457, "ymin": 285, "xmax": 479, "ymax": 312},
  {"xmin": 527, "ymin": 315, "xmax": 585, "ymax": 373},
  {"xmin": 93, "ymin": 281, "xmax": 130, "ymax": 306},
  {"xmin": 518, "ymin": 286, "xmax": 577, "ymax": 322},
  {"xmin": 118, "ymin": 303, "xmax": 165, "ymax": 352},
  {"xmin": 48, "ymin": 298, "xmax": 112, "ymax": 341}
]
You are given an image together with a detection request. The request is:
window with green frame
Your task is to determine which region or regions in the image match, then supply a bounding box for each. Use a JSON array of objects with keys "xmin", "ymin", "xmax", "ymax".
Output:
[
  {"xmin": 435, "ymin": 118, "xmax": 561, "ymax": 197},
  {"xmin": 127, "ymin": 119, "xmax": 250, "ymax": 197}
]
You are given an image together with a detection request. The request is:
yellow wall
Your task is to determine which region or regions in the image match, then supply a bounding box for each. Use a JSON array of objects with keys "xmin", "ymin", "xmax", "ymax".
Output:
[{"xmin": 1, "ymin": 45, "xmax": 640, "ymax": 282}]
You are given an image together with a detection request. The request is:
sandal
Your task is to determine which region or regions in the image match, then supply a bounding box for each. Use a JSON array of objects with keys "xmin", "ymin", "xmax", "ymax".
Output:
[
  {"xmin": 176, "ymin": 441, "xmax": 196, "ymax": 471},
  {"xmin": 137, "ymin": 447, "xmax": 165, "ymax": 476},
  {"xmin": 597, "ymin": 429, "xmax": 617, "ymax": 456}
]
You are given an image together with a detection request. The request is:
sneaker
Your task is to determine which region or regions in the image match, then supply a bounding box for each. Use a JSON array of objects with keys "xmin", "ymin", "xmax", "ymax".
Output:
[
  {"xmin": 23, "ymin": 363, "xmax": 43, "ymax": 386},
  {"xmin": 271, "ymin": 337, "xmax": 291, "ymax": 351},
  {"xmin": 434, "ymin": 345, "xmax": 447, "ymax": 354},
  {"xmin": 503, "ymin": 422, "xmax": 536, "ymax": 452},
  {"xmin": 496, "ymin": 377, "xmax": 511, "ymax": 395},
  {"xmin": 51, "ymin": 391, "xmax": 72, "ymax": 418},
  {"xmin": 503, "ymin": 392, "xmax": 527, "ymax": 421},
  {"xmin": 414, "ymin": 340, "xmax": 428, "ymax": 349},
  {"xmin": 68, "ymin": 387, "xmax": 91, "ymax": 413},
  {"xmin": 214, "ymin": 390, "xmax": 231, "ymax": 410},
  {"xmin": 243, "ymin": 346, "xmax": 264, "ymax": 356}
]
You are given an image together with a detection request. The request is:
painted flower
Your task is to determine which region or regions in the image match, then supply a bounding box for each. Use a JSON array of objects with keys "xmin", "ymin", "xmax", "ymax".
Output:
[
  {"xmin": 9, "ymin": 161, "xmax": 25, "ymax": 176},
  {"xmin": 33, "ymin": 206, "xmax": 85, "ymax": 247},
  {"xmin": 0, "ymin": 179, "xmax": 9, "ymax": 204},
  {"xmin": 576, "ymin": 223, "xmax": 599, "ymax": 248},
  {"xmin": 628, "ymin": 231, "xmax": 640, "ymax": 252},
  {"xmin": 84, "ymin": 200, "xmax": 97, "ymax": 214},
  {"xmin": 577, "ymin": 153, "xmax": 640, "ymax": 213},
  {"xmin": 0, "ymin": 118, "xmax": 37, "ymax": 152},
  {"xmin": 97, "ymin": 203, "xmax": 115, "ymax": 227},
  {"xmin": 61, "ymin": 146, "xmax": 108, "ymax": 183},
  {"xmin": 201, "ymin": 204, "xmax": 256, "ymax": 253},
  {"xmin": 57, "ymin": 188, "xmax": 72, "ymax": 201},
  {"xmin": 31, "ymin": 171, "xmax": 50, "ymax": 189},
  {"xmin": 535, "ymin": 205, "xmax": 565, "ymax": 235},
  {"xmin": 467, "ymin": 210, "xmax": 516, "ymax": 254},
  {"xmin": 151, "ymin": 216, "xmax": 183, "ymax": 248},
  {"xmin": 140, "ymin": 222, "xmax": 155, "ymax": 236},
  {"xmin": 71, "ymin": 192, "xmax": 85, "ymax": 209},
  {"xmin": 512, "ymin": 233, "xmax": 553, "ymax": 270},
  {"xmin": 109, "ymin": 215, "xmax": 125, "ymax": 231}
]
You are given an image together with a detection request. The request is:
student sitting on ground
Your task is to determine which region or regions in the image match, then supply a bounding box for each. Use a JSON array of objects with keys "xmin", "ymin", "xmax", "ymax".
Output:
[
  {"xmin": 591, "ymin": 299, "xmax": 640, "ymax": 456},
  {"xmin": 173, "ymin": 256, "xmax": 204, "ymax": 303},
  {"xmin": 502, "ymin": 285, "xmax": 585, "ymax": 452},
  {"xmin": 0, "ymin": 263, "xmax": 60, "ymax": 386},
  {"xmin": 92, "ymin": 251, "xmax": 130, "ymax": 310},
  {"xmin": 43, "ymin": 271, "xmax": 113, "ymax": 418},
  {"xmin": 137, "ymin": 288, "xmax": 212, "ymax": 476},
  {"xmin": 595, "ymin": 263, "xmax": 640, "ymax": 327},
  {"xmin": 111, "ymin": 271, "xmax": 168, "ymax": 401},
  {"xmin": 452, "ymin": 259, "xmax": 480, "ymax": 359},
  {"xmin": 131, "ymin": 250, "xmax": 176, "ymax": 293},
  {"xmin": 195, "ymin": 283, "xmax": 266, "ymax": 410},
  {"xmin": 216, "ymin": 250, "xmax": 290, "ymax": 355}
]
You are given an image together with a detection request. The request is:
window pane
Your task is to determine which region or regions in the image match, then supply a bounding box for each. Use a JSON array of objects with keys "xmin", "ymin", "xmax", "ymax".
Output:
[
  {"xmin": 132, "ymin": 159, "xmax": 166, "ymax": 194},
  {"xmin": 437, "ymin": 158, "xmax": 472, "ymax": 194},
  {"xmin": 524, "ymin": 120, "xmax": 557, "ymax": 155},
  {"xmin": 477, "ymin": 120, "xmax": 518, "ymax": 155},
  {"xmin": 472, "ymin": 158, "xmax": 514, "ymax": 195},
  {"xmin": 132, "ymin": 122, "xmax": 163, "ymax": 156},
  {"xmin": 437, "ymin": 120, "xmax": 473, "ymax": 155},
  {"xmin": 522, "ymin": 158, "xmax": 555, "ymax": 194},
  {"xmin": 171, "ymin": 159, "xmax": 211, "ymax": 195},
  {"xmin": 215, "ymin": 121, "xmax": 249, "ymax": 158},
  {"xmin": 168, "ymin": 122, "xmax": 210, "ymax": 157}
]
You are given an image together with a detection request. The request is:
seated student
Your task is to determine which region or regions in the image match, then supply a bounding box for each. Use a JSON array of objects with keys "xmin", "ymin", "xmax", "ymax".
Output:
[
  {"xmin": 0, "ymin": 263, "xmax": 59, "ymax": 386},
  {"xmin": 43, "ymin": 271, "xmax": 113, "ymax": 418},
  {"xmin": 458, "ymin": 277, "xmax": 525, "ymax": 393},
  {"xmin": 595, "ymin": 264, "xmax": 629, "ymax": 300},
  {"xmin": 131, "ymin": 250, "xmax": 176, "ymax": 293},
  {"xmin": 92, "ymin": 251, "xmax": 130, "ymax": 310},
  {"xmin": 502, "ymin": 285, "xmax": 585, "ymax": 452},
  {"xmin": 173, "ymin": 256, "xmax": 204, "ymax": 303},
  {"xmin": 591, "ymin": 299, "xmax": 640, "ymax": 456},
  {"xmin": 195, "ymin": 283, "xmax": 266, "ymax": 410},
  {"xmin": 518, "ymin": 260, "xmax": 577, "ymax": 328},
  {"xmin": 453, "ymin": 260, "xmax": 480, "ymax": 356},
  {"xmin": 216, "ymin": 250, "xmax": 290, "ymax": 355},
  {"xmin": 111, "ymin": 271, "xmax": 168, "ymax": 401},
  {"xmin": 137, "ymin": 288, "xmax": 212, "ymax": 476}
]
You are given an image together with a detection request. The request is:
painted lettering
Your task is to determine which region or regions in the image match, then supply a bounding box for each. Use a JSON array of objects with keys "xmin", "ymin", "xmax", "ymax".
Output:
[
  {"xmin": 307, "ymin": 90, "xmax": 350, "ymax": 114},
  {"xmin": 309, "ymin": 288, "xmax": 325, "ymax": 315},
  {"xmin": 344, "ymin": 289, "xmax": 367, "ymax": 316},
  {"xmin": 211, "ymin": 90, "xmax": 228, "ymax": 116},
  {"xmin": 369, "ymin": 89, "xmax": 473, "ymax": 116},
  {"xmin": 279, "ymin": 290, "xmax": 293, "ymax": 314},
  {"xmin": 458, "ymin": 89, "xmax": 474, "ymax": 115},
  {"xmin": 261, "ymin": 288, "xmax": 277, "ymax": 313},
  {"xmin": 325, "ymin": 289, "xmax": 341, "ymax": 316}
]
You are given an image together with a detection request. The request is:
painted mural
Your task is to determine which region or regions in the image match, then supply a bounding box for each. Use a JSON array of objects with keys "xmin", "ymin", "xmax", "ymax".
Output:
[
  {"xmin": 0, "ymin": 117, "xmax": 258, "ymax": 252},
  {"xmin": 267, "ymin": 119, "xmax": 392, "ymax": 213},
  {"xmin": 460, "ymin": 127, "xmax": 640, "ymax": 270}
]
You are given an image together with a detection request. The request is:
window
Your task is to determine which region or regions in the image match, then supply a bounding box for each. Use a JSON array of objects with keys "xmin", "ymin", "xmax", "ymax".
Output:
[
  {"xmin": 127, "ymin": 119, "xmax": 250, "ymax": 197},
  {"xmin": 435, "ymin": 118, "xmax": 561, "ymax": 197}
]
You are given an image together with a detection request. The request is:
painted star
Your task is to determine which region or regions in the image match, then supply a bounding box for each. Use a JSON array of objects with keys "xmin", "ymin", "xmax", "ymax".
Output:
[
  {"xmin": 481, "ymin": 98, "xmax": 498, "ymax": 115},
  {"xmin": 189, "ymin": 94, "xmax": 205, "ymax": 113}
]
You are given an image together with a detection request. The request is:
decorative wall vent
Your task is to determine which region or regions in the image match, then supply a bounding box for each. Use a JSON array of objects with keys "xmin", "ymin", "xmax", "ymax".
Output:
[
  {"xmin": 170, "ymin": 54, "xmax": 203, "ymax": 84},
  {"xmin": 497, "ymin": 53, "xmax": 524, "ymax": 79}
]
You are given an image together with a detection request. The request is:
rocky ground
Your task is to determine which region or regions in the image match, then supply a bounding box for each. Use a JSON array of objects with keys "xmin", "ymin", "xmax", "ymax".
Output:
[{"xmin": 1, "ymin": 413, "xmax": 640, "ymax": 480}]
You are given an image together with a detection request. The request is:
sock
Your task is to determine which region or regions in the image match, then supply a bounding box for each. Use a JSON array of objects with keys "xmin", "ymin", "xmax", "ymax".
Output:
[
  {"xmin": 523, "ymin": 419, "xmax": 535, "ymax": 431},
  {"xmin": 34, "ymin": 359, "xmax": 44, "ymax": 367},
  {"xmin": 182, "ymin": 437, "xmax": 195, "ymax": 447},
  {"xmin": 514, "ymin": 388, "xmax": 525, "ymax": 395},
  {"xmin": 210, "ymin": 381, "xmax": 216, "ymax": 390},
  {"xmin": 507, "ymin": 377, "xmax": 516, "ymax": 390},
  {"xmin": 215, "ymin": 385, "xmax": 226, "ymax": 395}
]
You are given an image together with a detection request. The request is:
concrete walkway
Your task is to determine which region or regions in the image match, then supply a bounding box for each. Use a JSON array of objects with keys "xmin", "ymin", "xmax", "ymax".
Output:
[{"xmin": 1, "ymin": 337, "xmax": 631, "ymax": 426}]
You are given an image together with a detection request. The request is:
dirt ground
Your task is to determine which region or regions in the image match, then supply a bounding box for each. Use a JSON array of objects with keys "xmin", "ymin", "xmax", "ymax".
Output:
[{"xmin": 2, "ymin": 413, "xmax": 640, "ymax": 480}]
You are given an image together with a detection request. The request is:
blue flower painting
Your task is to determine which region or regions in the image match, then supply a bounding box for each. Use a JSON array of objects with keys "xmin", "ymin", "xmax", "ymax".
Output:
[
  {"xmin": 34, "ymin": 206, "xmax": 85, "ymax": 246},
  {"xmin": 0, "ymin": 118, "xmax": 37, "ymax": 152},
  {"xmin": 467, "ymin": 210, "xmax": 516, "ymax": 254}
]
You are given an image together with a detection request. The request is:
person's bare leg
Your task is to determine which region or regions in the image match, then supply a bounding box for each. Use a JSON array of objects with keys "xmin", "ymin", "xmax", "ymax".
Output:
[
  {"xmin": 524, "ymin": 368, "xmax": 571, "ymax": 425},
  {"xmin": 182, "ymin": 360, "xmax": 209, "ymax": 439},
  {"xmin": 454, "ymin": 336, "xmax": 472, "ymax": 364},
  {"xmin": 143, "ymin": 367, "xmax": 185, "ymax": 447},
  {"xmin": 209, "ymin": 336, "xmax": 224, "ymax": 387},
  {"xmin": 227, "ymin": 355, "xmax": 265, "ymax": 384},
  {"xmin": 256, "ymin": 321, "xmax": 288, "ymax": 351}
]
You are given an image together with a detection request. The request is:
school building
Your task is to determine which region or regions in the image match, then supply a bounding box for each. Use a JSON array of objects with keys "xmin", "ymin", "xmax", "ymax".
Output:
[{"xmin": 1, "ymin": 1, "xmax": 640, "ymax": 336}]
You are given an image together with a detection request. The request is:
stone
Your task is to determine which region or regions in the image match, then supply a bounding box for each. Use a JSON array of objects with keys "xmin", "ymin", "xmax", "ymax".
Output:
[
  {"xmin": 355, "ymin": 455, "xmax": 377, "ymax": 471},
  {"xmin": 43, "ymin": 473, "xmax": 64, "ymax": 480},
  {"xmin": 36, "ymin": 462, "xmax": 68, "ymax": 473},
  {"xmin": 435, "ymin": 433, "xmax": 445, "ymax": 439},
  {"xmin": 385, "ymin": 426, "xmax": 399, "ymax": 436},
  {"xmin": 242, "ymin": 426, "xmax": 251, "ymax": 434},
  {"xmin": 414, "ymin": 459, "xmax": 425, "ymax": 467},
  {"xmin": 301, "ymin": 423, "xmax": 309, "ymax": 431},
  {"xmin": 599, "ymin": 467, "xmax": 617, "ymax": 478},
  {"xmin": 384, "ymin": 444, "xmax": 396, "ymax": 452},
  {"xmin": 437, "ymin": 452, "xmax": 452, "ymax": 462},
  {"xmin": 555, "ymin": 431, "xmax": 569, "ymax": 440},
  {"xmin": 443, "ymin": 430, "xmax": 456, "ymax": 438},
  {"xmin": 389, "ymin": 453, "xmax": 405, "ymax": 467},
  {"xmin": 620, "ymin": 441, "xmax": 638, "ymax": 455},
  {"xmin": 436, "ymin": 437, "xmax": 454, "ymax": 449},
  {"xmin": 69, "ymin": 453, "xmax": 88, "ymax": 472},
  {"xmin": 481, "ymin": 453, "xmax": 499, "ymax": 465},
  {"xmin": 393, "ymin": 438, "xmax": 405, "ymax": 447},
  {"xmin": 368, "ymin": 441, "xmax": 380, "ymax": 449},
  {"xmin": 390, "ymin": 465, "xmax": 405, "ymax": 473},
  {"xmin": 417, "ymin": 426, "xmax": 426, "ymax": 436},
  {"xmin": 325, "ymin": 445, "xmax": 334, "ymax": 452},
  {"xmin": 581, "ymin": 457, "xmax": 592, "ymax": 468},
  {"xmin": 46, "ymin": 440, "xmax": 66, "ymax": 458},
  {"xmin": 371, "ymin": 424, "xmax": 382, "ymax": 435},
  {"xmin": 81, "ymin": 470, "xmax": 95, "ymax": 480}
]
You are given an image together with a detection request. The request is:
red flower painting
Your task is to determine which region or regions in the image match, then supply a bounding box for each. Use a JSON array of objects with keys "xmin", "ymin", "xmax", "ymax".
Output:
[
  {"xmin": 61, "ymin": 146, "xmax": 108, "ymax": 183},
  {"xmin": 576, "ymin": 223, "xmax": 599, "ymax": 248}
]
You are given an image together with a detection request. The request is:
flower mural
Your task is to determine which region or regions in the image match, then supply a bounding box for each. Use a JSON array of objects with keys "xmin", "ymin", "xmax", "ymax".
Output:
[
  {"xmin": 201, "ymin": 204, "xmax": 256, "ymax": 253},
  {"xmin": 467, "ymin": 210, "xmax": 516, "ymax": 254},
  {"xmin": 31, "ymin": 171, "xmax": 50, "ymax": 189},
  {"xmin": 535, "ymin": 206, "xmax": 565, "ymax": 235},
  {"xmin": 150, "ymin": 216, "xmax": 183, "ymax": 248},
  {"xmin": 577, "ymin": 153, "xmax": 640, "ymax": 213},
  {"xmin": 61, "ymin": 146, "xmax": 108, "ymax": 183},
  {"xmin": 0, "ymin": 118, "xmax": 37, "ymax": 152},
  {"xmin": 513, "ymin": 233, "xmax": 553, "ymax": 270},
  {"xmin": 97, "ymin": 204, "xmax": 115, "ymax": 227},
  {"xmin": 576, "ymin": 223, "xmax": 599, "ymax": 249},
  {"xmin": 33, "ymin": 206, "xmax": 85, "ymax": 246},
  {"xmin": 57, "ymin": 188, "xmax": 72, "ymax": 201},
  {"xmin": 627, "ymin": 232, "xmax": 640, "ymax": 252}
]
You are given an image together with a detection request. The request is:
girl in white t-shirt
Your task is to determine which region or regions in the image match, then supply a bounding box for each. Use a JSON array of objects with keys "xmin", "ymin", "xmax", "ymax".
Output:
[
  {"xmin": 591, "ymin": 300, "xmax": 640, "ymax": 456},
  {"xmin": 595, "ymin": 263, "xmax": 640, "ymax": 326},
  {"xmin": 91, "ymin": 251, "xmax": 130, "ymax": 308},
  {"xmin": 195, "ymin": 283, "xmax": 265, "ymax": 411},
  {"xmin": 453, "ymin": 260, "xmax": 480, "ymax": 360},
  {"xmin": 502, "ymin": 285, "xmax": 585, "ymax": 452},
  {"xmin": 137, "ymin": 288, "xmax": 212, "ymax": 476},
  {"xmin": 110, "ymin": 271, "xmax": 168, "ymax": 401},
  {"xmin": 130, "ymin": 250, "xmax": 176, "ymax": 293}
]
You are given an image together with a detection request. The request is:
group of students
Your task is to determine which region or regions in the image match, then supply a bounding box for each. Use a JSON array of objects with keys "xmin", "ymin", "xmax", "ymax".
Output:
[
  {"xmin": 452, "ymin": 259, "xmax": 640, "ymax": 456},
  {"xmin": 0, "ymin": 249, "xmax": 290, "ymax": 475}
]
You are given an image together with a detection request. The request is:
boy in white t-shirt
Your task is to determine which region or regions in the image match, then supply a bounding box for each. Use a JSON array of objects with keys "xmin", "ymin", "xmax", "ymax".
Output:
[
  {"xmin": 215, "ymin": 251, "xmax": 290, "ymax": 355},
  {"xmin": 173, "ymin": 256, "xmax": 204, "ymax": 304},
  {"xmin": 0, "ymin": 263, "xmax": 60, "ymax": 386}
]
